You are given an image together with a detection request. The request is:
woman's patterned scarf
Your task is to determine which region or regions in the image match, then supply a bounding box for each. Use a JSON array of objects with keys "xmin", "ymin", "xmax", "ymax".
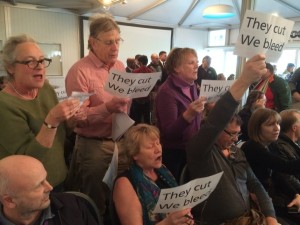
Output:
[{"xmin": 129, "ymin": 163, "xmax": 177, "ymax": 225}]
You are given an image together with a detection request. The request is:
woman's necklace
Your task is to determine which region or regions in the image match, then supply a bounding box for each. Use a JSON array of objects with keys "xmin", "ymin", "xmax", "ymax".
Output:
[{"xmin": 7, "ymin": 81, "xmax": 37, "ymax": 100}]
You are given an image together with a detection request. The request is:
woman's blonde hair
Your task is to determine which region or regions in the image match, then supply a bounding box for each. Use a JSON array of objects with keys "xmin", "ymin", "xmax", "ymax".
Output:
[{"xmin": 123, "ymin": 124, "xmax": 160, "ymax": 164}]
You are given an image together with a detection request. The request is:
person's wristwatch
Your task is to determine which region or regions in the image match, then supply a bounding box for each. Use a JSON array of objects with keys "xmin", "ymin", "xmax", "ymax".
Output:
[{"xmin": 44, "ymin": 121, "xmax": 58, "ymax": 129}]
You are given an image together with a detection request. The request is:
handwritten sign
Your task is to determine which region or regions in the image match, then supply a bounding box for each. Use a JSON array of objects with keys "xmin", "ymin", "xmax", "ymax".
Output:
[
  {"xmin": 234, "ymin": 10, "xmax": 294, "ymax": 62},
  {"xmin": 104, "ymin": 69, "xmax": 161, "ymax": 98},
  {"xmin": 111, "ymin": 112, "xmax": 135, "ymax": 141},
  {"xmin": 200, "ymin": 80, "xmax": 234, "ymax": 103},
  {"xmin": 153, "ymin": 172, "xmax": 223, "ymax": 213}
]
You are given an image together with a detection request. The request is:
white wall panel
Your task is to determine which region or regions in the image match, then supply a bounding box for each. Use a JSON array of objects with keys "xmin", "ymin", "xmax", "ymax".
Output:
[
  {"xmin": 7, "ymin": 7, "xmax": 79, "ymax": 87},
  {"xmin": 173, "ymin": 27, "xmax": 207, "ymax": 59}
]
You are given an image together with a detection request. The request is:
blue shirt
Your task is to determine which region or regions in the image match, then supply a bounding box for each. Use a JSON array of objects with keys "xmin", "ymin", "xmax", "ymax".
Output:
[{"xmin": 0, "ymin": 204, "xmax": 54, "ymax": 225}]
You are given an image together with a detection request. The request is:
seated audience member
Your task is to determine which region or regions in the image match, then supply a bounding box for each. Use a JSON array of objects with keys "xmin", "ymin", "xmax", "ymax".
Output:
[
  {"xmin": 0, "ymin": 155, "xmax": 98, "ymax": 225},
  {"xmin": 148, "ymin": 53, "xmax": 163, "ymax": 73},
  {"xmin": 253, "ymin": 62, "xmax": 291, "ymax": 112},
  {"xmin": 283, "ymin": 63, "xmax": 295, "ymax": 81},
  {"xmin": 159, "ymin": 51, "xmax": 167, "ymax": 68},
  {"xmin": 155, "ymin": 48, "xmax": 206, "ymax": 182},
  {"xmin": 134, "ymin": 54, "xmax": 141, "ymax": 68},
  {"xmin": 242, "ymin": 108, "xmax": 300, "ymax": 192},
  {"xmin": 130, "ymin": 55, "xmax": 153, "ymax": 124},
  {"xmin": 187, "ymin": 54, "xmax": 279, "ymax": 225},
  {"xmin": 227, "ymin": 73, "xmax": 235, "ymax": 80},
  {"xmin": 270, "ymin": 109, "xmax": 300, "ymax": 224},
  {"xmin": 238, "ymin": 90, "xmax": 266, "ymax": 141},
  {"xmin": 125, "ymin": 57, "xmax": 137, "ymax": 73},
  {"xmin": 217, "ymin": 73, "xmax": 226, "ymax": 80},
  {"xmin": 158, "ymin": 51, "xmax": 168, "ymax": 84},
  {"xmin": 196, "ymin": 55, "xmax": 217, "ymax": 87},
  {"xmin": 0, "ymin": 34, "xmax": 84, "ymax": 190},
  {"xmin": 288, "ymin": 66, "xmax": 300, "ymax": 105},
  {"xmin": 113, "ymin": 124, "xmax": 194, "ymax": 225}
]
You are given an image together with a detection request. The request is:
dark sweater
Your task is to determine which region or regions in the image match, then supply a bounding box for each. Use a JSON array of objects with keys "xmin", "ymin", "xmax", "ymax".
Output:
[
  {"xmin": 187, "ymin": 92, "xmax": 275, "ymax": 225},
  {"xmin": 242, "ymin": 139, "xmax": 300, "ymax": 192}
]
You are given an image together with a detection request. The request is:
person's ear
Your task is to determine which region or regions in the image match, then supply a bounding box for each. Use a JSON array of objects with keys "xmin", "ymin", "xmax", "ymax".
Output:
[
  {"xmin": 88, "ymin": 37, "xmax": 96, "ymax": 50},
  {"xmin": 292, "ymin": 124, "xmax": 297, "ymax": 132},
  {"xmin": 1, "ymin": 194, "xmax": 16, "ymax": 208},
  {"xmin": 174, "ymin": 66, "xmax": 181, "ymax": 74},
  {"xmin": 6, "ymin": 65, "xmax": 15, "ymax": 76}
]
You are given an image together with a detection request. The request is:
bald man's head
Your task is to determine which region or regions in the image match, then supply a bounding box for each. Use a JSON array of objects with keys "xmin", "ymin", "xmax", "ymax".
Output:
[
  {"xmin": 1, "ymin": 156, "xmax": 49, "ymax": 196},
  {"xmin": 0, "ymin": 155, "xmax": 52, "ymax": 214},
  {"xmin": 151, "ymin": 53, "xmax": 159, "ymax": 65}
]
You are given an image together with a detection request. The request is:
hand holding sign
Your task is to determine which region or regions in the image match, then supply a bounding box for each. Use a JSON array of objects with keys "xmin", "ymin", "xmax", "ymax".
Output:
[
  {"xmin": 234, "ymin": 10, "xmax": 294, "ymax": 62},
  {"xmin": 183, "ymin": 97, "xmax": 207, "ymax": 123},
  {"xmin": 164, "ymin": 208, "xmax": 194, "ymax": 225}
]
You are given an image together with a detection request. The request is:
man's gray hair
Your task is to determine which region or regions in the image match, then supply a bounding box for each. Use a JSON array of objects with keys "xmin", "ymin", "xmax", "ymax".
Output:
[{"xmin": 88, "ymin": 13, "xmax": 120, "ymax": 49}]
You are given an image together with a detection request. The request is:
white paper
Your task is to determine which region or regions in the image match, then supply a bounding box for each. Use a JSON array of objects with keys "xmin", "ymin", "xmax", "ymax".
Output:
[
  {"xmin": 153, "ymin": 172, "xmax": 223, "ymax": 214},
  {"xmin": 111, "ymin": 112, "xmax": 135, "ymax": 142},
  {"xmin": 71, "ymin": 91, "xmax": 94, "ymax": 105},
  {"xmin": 200, "ymin": 80, "xmax": 234, "ymax": 103},
  {"xmin": 55, "ymin": 87, "xmax": 68, "ymax": 102},
  {"xmin": 104, "ymin": 69, "xmax": 161, "ymax": 98},
  {"xmin": 102, "ymin": 143, "xmax": 119, "ymax": 190},
  {"xmin": 234, "ymin": 10, "xmax": 294, "ymax": 63}
]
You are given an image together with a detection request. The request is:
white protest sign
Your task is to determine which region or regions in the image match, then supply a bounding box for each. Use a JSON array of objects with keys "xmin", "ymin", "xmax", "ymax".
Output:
[
  {"xmin": 102, "ymin": 142, "xmax": 119, "ymax": 190},
  {"xmin": 153, "ymin": 172, "xmax": 223, "ymax": 214},
  {"xmin": 104, "ymin": 69, "xmax": 161, "ymax": 98},
  {"xmin": 111, "ymin": 112, "xmax": 135, "ymax": 141},
  {"xmin": 234, "ymin": 10, "xmax": 294, "ymax": 63},
  {"xmin": 200, "ymin": 80, "xmax": 234, "ymax": 103},
  {"xmin": 55, "ymin": 87, "xmax": 68, "ymax": 102}
]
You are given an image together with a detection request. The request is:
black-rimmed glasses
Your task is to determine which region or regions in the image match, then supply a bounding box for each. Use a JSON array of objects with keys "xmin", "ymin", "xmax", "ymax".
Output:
[
  {"xmin": 94, "ymin": 37, "xmax": 124, "ymax": 46},
  {"xmin": 14, "ymin": 58, "xmax": 52, "ymax": 69},
  {"xmin": 223, "ymin": 129, "xmax": 242, "ymax": 140}
]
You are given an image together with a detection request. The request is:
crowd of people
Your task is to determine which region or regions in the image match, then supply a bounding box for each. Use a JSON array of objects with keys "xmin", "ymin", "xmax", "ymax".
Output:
[{"xmin": 1, "ymin": 13, "xmax": 300, "ymax": 225}]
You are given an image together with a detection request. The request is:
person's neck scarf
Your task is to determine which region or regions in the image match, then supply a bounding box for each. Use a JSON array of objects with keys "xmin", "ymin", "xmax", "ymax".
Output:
[
  {"xmin": 254, "ymin": 76, "xmax": 271, "ymax": 94},
  {"xmin": 129, "ymin": 163, "xmax": 177, "ymax": 225}
]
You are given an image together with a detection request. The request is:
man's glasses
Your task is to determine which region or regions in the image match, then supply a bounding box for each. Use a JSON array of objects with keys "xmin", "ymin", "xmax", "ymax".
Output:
[
  {"xmin": 94, "ymin": 37, "xmax": 124, "ymax": 46},
  {"xmin": 14, "ymin": 58, "xmax": 52, "ymax": 69},
  {"xmin": 223, "ymin": 129, "xmax": 242, "ymax": 140}
]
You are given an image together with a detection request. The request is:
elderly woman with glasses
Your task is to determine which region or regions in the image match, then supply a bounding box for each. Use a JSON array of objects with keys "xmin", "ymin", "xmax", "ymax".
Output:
[
  {"xmin": 0, "ymin": 34, "xmax": 85, "ymax": 190},
  {"xmin": 113, "ymin": 124, "xmax": 194, "ymax": 225}
]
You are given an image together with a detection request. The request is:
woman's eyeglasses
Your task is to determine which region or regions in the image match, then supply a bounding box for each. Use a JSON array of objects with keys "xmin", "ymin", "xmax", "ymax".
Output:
[{"xmin": 14, "ymin": 58, "xmax": 52, "ymax": 69}]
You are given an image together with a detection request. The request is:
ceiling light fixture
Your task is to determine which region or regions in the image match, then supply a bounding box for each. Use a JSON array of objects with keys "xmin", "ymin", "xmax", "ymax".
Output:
[
  {"xmin": 98, "ymin": 0, "xmax": 127, "ymax": 7},
  {"xmin": 97, "ymin": 0, "xmax": 125, "ymax": 9},
  {"xmin": 203, "ymin": 4, "xmax": 235, "ymax": 19}
]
